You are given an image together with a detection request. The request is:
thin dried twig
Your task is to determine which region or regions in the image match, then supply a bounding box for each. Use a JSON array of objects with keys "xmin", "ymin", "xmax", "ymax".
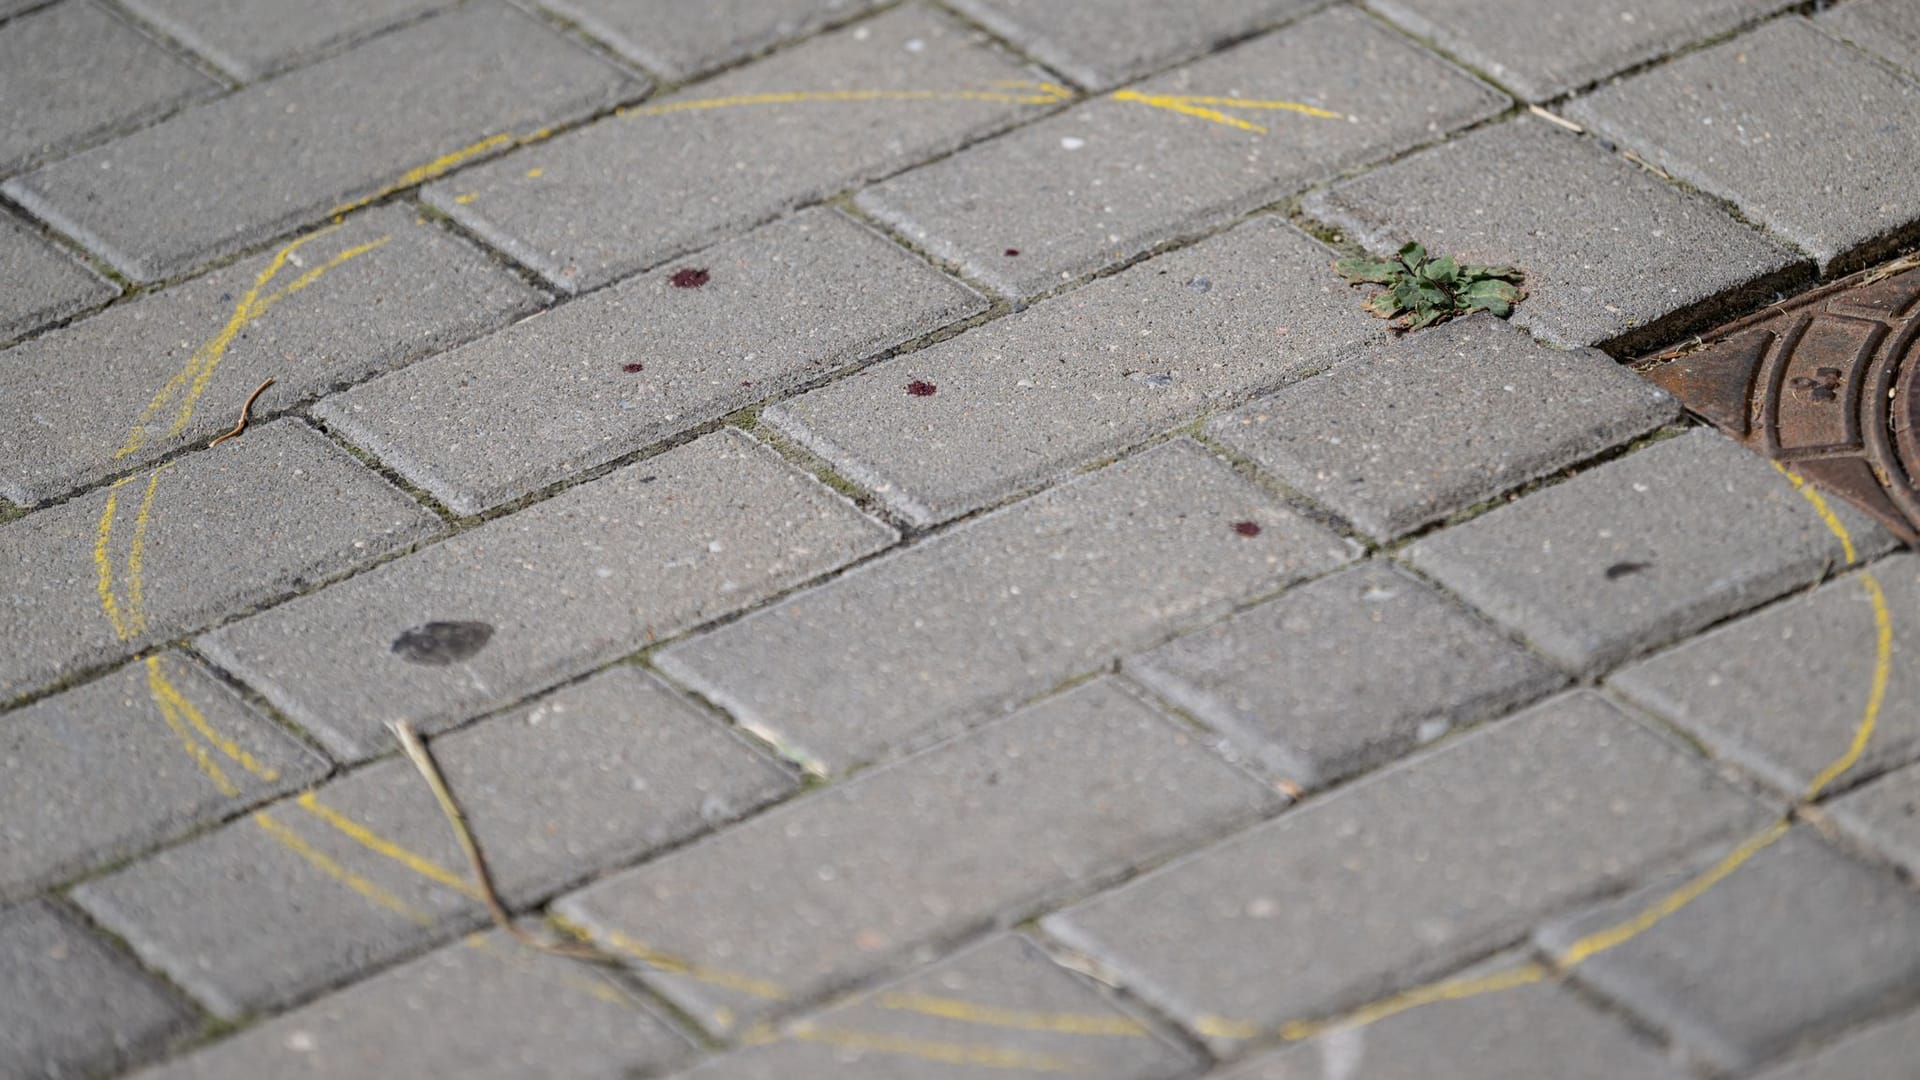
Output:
[
  {"xmin": 1527, "ymin": 105, "xmax": 1584, "ymax": 133},
  {"xmin": 1619, "ymin": 148, "xmax": 1672, "ymax": 181},
  {"xmin": 1859, "ymin": 253, "xmax": 1920, "ymax": 286},
  {"xmin": 208, "ymin": 378, "xmax": 274, "ymax": 448},
  {"xmin": 388, "ymin": 720, "xmax": 603, "ymax": 959}
]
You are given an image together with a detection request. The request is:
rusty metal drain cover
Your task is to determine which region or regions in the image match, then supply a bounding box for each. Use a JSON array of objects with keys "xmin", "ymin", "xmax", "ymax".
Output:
[{"xmin": 1634, "ymin": 256, "xmax": 1920, "ymax": 544}]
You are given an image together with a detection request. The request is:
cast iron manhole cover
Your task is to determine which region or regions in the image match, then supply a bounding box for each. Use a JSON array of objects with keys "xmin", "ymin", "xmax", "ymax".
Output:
[{"xmin": 1634, "ymin": 256, "xmax": 1920, "ymax": 544}]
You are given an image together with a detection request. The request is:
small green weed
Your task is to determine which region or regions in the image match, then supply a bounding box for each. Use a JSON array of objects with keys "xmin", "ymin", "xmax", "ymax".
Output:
[{"xmin": 1333, "ymin": 242, "xmax": 1525, "ymax": 331}]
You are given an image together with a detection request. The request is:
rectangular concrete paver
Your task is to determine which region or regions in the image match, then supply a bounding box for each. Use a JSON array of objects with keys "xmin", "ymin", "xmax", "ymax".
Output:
[
  {"xmin": 1124, "ymin": 562, "xmax": 1562, "ymax": 790},
  {"xmin": 429, "ymin": 5, "xmax": 1049, "ymax": 293},
  {"xmin": 857, "ymin": 7, "xmax": 1506, "ymax": 300},
  {"xmin": 0, "ymin": 209, "xmax": 115, "ymax": 343},
  {"xmin": 543, "ymin": 0, "xmax": 886, "ymax": 80},
  {"xmin": 1, "ymin": 900, "xmax": 193, "ymax": 1080},
  {"xmin": 74, "ymin": 665, "xmax": 792, "ymax": 1019},
  {"xmin": 1827, "ymin": 761, "xmax": 1920, "ymax": 879},
  {"xmin": 1211, "ymin": 953, "xmax": 1687, "ymax": 1080},
  {"xmin": 316, "ymin": 208, "xmax": 982, "ymax": 515},
  {"xmin": 1208, "ymin": 314, "xmax": 1679, "ymax": 540},
  {"xmin": 120, "ymin": 0, "xmax": 456, "ymax": 80},
  {"xmin": 132, "ymin": 928, "xmax": 694, "ymax": 1080},
  {"xmin": 672, "ymin": 934, "xmax": 1196, "ymax": 1079},
  {"xmin": 1042, "ymin": 691, "xmax": 1771, "ymax": 1051},
  {"xmin": 1405, "ymin": 429, "xmax": 1894, "ymax": 674},
  {"xmin": 1753, "ymin": 1004, "xmax": 1920, "ymax": 1080},
  {"xmin": 947, "ymin": 0, "xmax": 1320, "ymax": 91},
  {"xmin": 0, "ymin": 419, "xmax": 439, "ymax": 702},
  {"xmin": 1569, "ymin": 18, "xmax": 1920, "ymax": 273},
  {"xmin": 1609, "ymin": 553, "xmax": 1920, "ymax": 797},
  {"xmin": 1824, "ymin": 0, "xmax": 1920, "ymax": 77},
  {"xmin": 199, "ymin": 428, "xmax": 893, "ymax": 761},
  {"xmin": 556, "ymin": 678, "xmax": 1280, "ymax": 1036},
  {"xmin": 0, "ymin": 204, "xmax": 543, "ymax": 506},
  {"xmin": 3, "ymin": 1, "xmax": 638, "ymax": 282},
  {"xmin": 0, "ymin": 0, "xmax": 218, "ymax": 176},
  {"xmin": 656, "ymin": 438, "xmax": 1356, "ymax": 774},
  {"xmin": 764, "ymin": 217, "xmax": 1386, "ymax": 526},
  {"xmin": 1, "ymin": 652, "xmax": 325, "ymax": 901},
  {"xmin": 1537, "ymin": 827, "xmax": 1920, "ymax": 1074},
  {"xmin": 1366, "ymin": 0, "xmax": 1792, "ymax": 102},
  {"xmin": 1303, "ymin": 116, "xmax": 1807, "ymax": 352}
]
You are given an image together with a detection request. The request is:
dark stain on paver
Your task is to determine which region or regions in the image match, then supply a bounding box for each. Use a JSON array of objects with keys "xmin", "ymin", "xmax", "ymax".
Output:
[
  {"xmin": 1635, "ymin": 255, "xmax": 1920, "ymax": 544},
  {"xmin": 1232, "ymin": 520, "xmax": 1262, "ymax": 537},
  {"xmin": 622, "ymin": 362, "xmax": 645, "ymax": 373},
  {"xmin": 1605, "ymin": 561, "xmax": 1651, "ymax": 580},
  {"xmin": 906, "ymin": 380, "xmax": 937, "ymax": 396},
  {"xmin": 391, "ymin": 621, "xmax": 495, "ymax": 665},
  {"xmin": 1004, "ymin": 248, "xmax": 1020, "ymax": 256},
  {"xmin": 670, "ymin": 268, "xmax": 711, "ymax": 288}
]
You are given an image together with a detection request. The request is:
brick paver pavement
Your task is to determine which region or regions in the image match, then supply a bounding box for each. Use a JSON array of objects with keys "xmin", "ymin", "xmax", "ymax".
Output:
[{"xmin": 2, "ymin": 1, "xmax": 1917, "ymax": 1077}]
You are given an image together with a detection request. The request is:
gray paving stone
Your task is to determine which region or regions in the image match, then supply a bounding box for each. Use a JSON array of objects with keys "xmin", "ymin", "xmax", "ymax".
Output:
[
  {"xmin": 316, "ymin": 208, "xmax": 982, "ymax": 516},
  {"xmin": 672, "ymin": 934, "xmax": 1195, "ymax": 1079},
  {"xmin": 1828, "ymin": 760, "xmax": 1920, "ymax": 878},
  {"xmin": 0, "ymin": 0, "xmax": 218, "ymax": 176},
  {"xmin": 0, "ymin": 419, "xmax": 438, "ymax": 702},
  {"xmin": 120, "ymin": 0, "xmax": 455, "ymax": 80},
  {"xmin": 0, "ymin": 209, "xmax": 114, "ymax": 343},
  {"xmin": 1208, "ymin": 314, "xmax": 1679, "ymax": 540},
  {"xmin": 1824, "ymin": 0, "xmax": 1920, "ymax": 77},
  {"xmin": 1042, "ymin": 691, "xmax": 1772, "ymax": 1052},
  {"xmin": 543, "ymin": 0, "xmax": 884, "ymax": 81},
  {"xmin": 1, "ymin": 652, "xmax": 325, "ymax": 901},
  {"xmin": 75, "ymin": 664, "xmax": 791, "ymax": 1018},
  {"xmin": 1404, "ymin": 429, "xmax": 1894, "ymax": 674},
  {"xmin": 1, "ymin": 900, "xmax": 192, "ymax": 1080},
  {"xmin": 656, "ymin": 438, "xmax": 1356, "ymax": 774},
  {"xmin": 1366, "ymin": 0, "xmax": 1791, "ymax": 102},
  {"xmin": 1536, "ymin": 827, "xmax": 1920, "ymax": 1074},
  {"xmin": 1567, "ymin": 18, "xmax": 1920, "ymax": 274},
  {"xmin": 1303, "ymin": 115, "xmax": 1807, "ymax": 352},
  {"xmin": 0, "ymin": 204, "xmax": 542, "ymax": 507},
  {"xmin": 199, "ymin": 428, "xmax": 892, "ymax": 761},
  {"xmin": 557, "ymin": 678, "xmax": 1279, "ymax": 1036},
  {"xmin": 857, "ymin": 7, "xmax": 1505, "ymax": 300},
  {"xmin": 763, "ymin": 217, "xmax": 1386, "ymax": 526},
  {"xmin": 1125, "ymin": 562, "xmax": 1562, "ymax": 790},
  {"xmin": 1211, "ymin": 953, "xmax": 1688, "ymax": 1080},
  {"xmin": 429, "ymin": 5, "xmax": 1047, "ymax": 293},
  {"xmin": 1752, "ymin": 1004, "xmax": 1920, "ymax": 1080},
  {"xmin": 1610, "ymin": 553, "xmax": 1920, "ymax": 797},
  {"xmin": 947, "ymin": 0, "xmax": 1321, "ymax": 91},
  {"xmin": 3, "ymin": 1, "xmax": 636, "ymax": 282},
  {"xmin": 132, "ymin": 928, "xmax": 693, "ymax": 1080}
]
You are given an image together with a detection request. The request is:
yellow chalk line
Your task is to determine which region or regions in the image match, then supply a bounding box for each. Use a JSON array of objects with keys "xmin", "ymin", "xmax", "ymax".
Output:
[
  {"xmin": 253, "ymin": 810, "xmax": 431, "ymax": 923},
  {"xmin": 618, "ymin": 85, "xmax": 1072, "ymax": 121},
  {"xmin": 784, "ymin": 1023, "xmax": 1090, "ymax": 1072},
  {"xmin": 1263, "ymin": 460, "xmax": 1900, "ymax": 1044},
  {"xmin": 567, "ymin": 919, "xmax": 789, "ymax": 1002},
  {"xmin": 146, "ymin": 655, "xmax": 278, "ymax": 782},
  {"xmin": 875, "ymin": 991, "xmax": 1146, "ymax": 1036},
  {"xmin": 296, "ymin": 792, "xmax": 483, "ymax": 901},
  {"xmin": 327, "ymin": 133, "xmax": 517, "ymax": 219},
  {"xmin": 1111, "ymin": 89, "xmax": 1265, "ymax": 133}
]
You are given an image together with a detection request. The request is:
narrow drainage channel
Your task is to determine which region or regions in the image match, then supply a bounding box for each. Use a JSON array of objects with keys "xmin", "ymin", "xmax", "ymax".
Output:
[{"xmin": 1632, "ymin": 255, "xmax": 1920, "ymax": 545}]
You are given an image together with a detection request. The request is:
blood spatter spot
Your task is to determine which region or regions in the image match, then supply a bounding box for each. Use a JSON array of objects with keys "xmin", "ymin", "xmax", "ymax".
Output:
[
  {"xmin": 1004, "ymin": 248, "xmax": 1020, "ymax": 257},
  {"xmin": 391, "ymin": 621, "xmax": 494, "ymax": 665},
  {"xmin": 622, "ymin": 362, "xmax": 645, "ymax": 373},
  {"xmin": 1232, "ymin": 521, "xmax": 1262, "ymax": 537},
  {"xmin": 670, "ymin": 267, "xmax": 711, "ymax": 289},
  {"xmin": 906, "ymin": 380, "xmax": 938, "ymax": 397},
  {"xmin": 1605, "ymin": 561, "xmax": 1651, "ymax": 580}
]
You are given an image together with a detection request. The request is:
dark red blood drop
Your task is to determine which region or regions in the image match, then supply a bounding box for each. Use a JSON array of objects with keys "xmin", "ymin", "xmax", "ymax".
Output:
[
  {"xmin": 670, "ymin": 267, "xmax": 710, "ymax": 288},
  {"xmin": 906, "ymin": 380, "xmax": 938, "ymax": 397},
  {"xmin": 1232, "ymin": 521, "xmax": 1262, "ymax": 537},
  {"xmin": 622, "ymin": 362, "xmax": 645, "ymax": 373},
  {"xmin": 1004, "ymin": 248, "xmax": 1020, "ymax": 256}
]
